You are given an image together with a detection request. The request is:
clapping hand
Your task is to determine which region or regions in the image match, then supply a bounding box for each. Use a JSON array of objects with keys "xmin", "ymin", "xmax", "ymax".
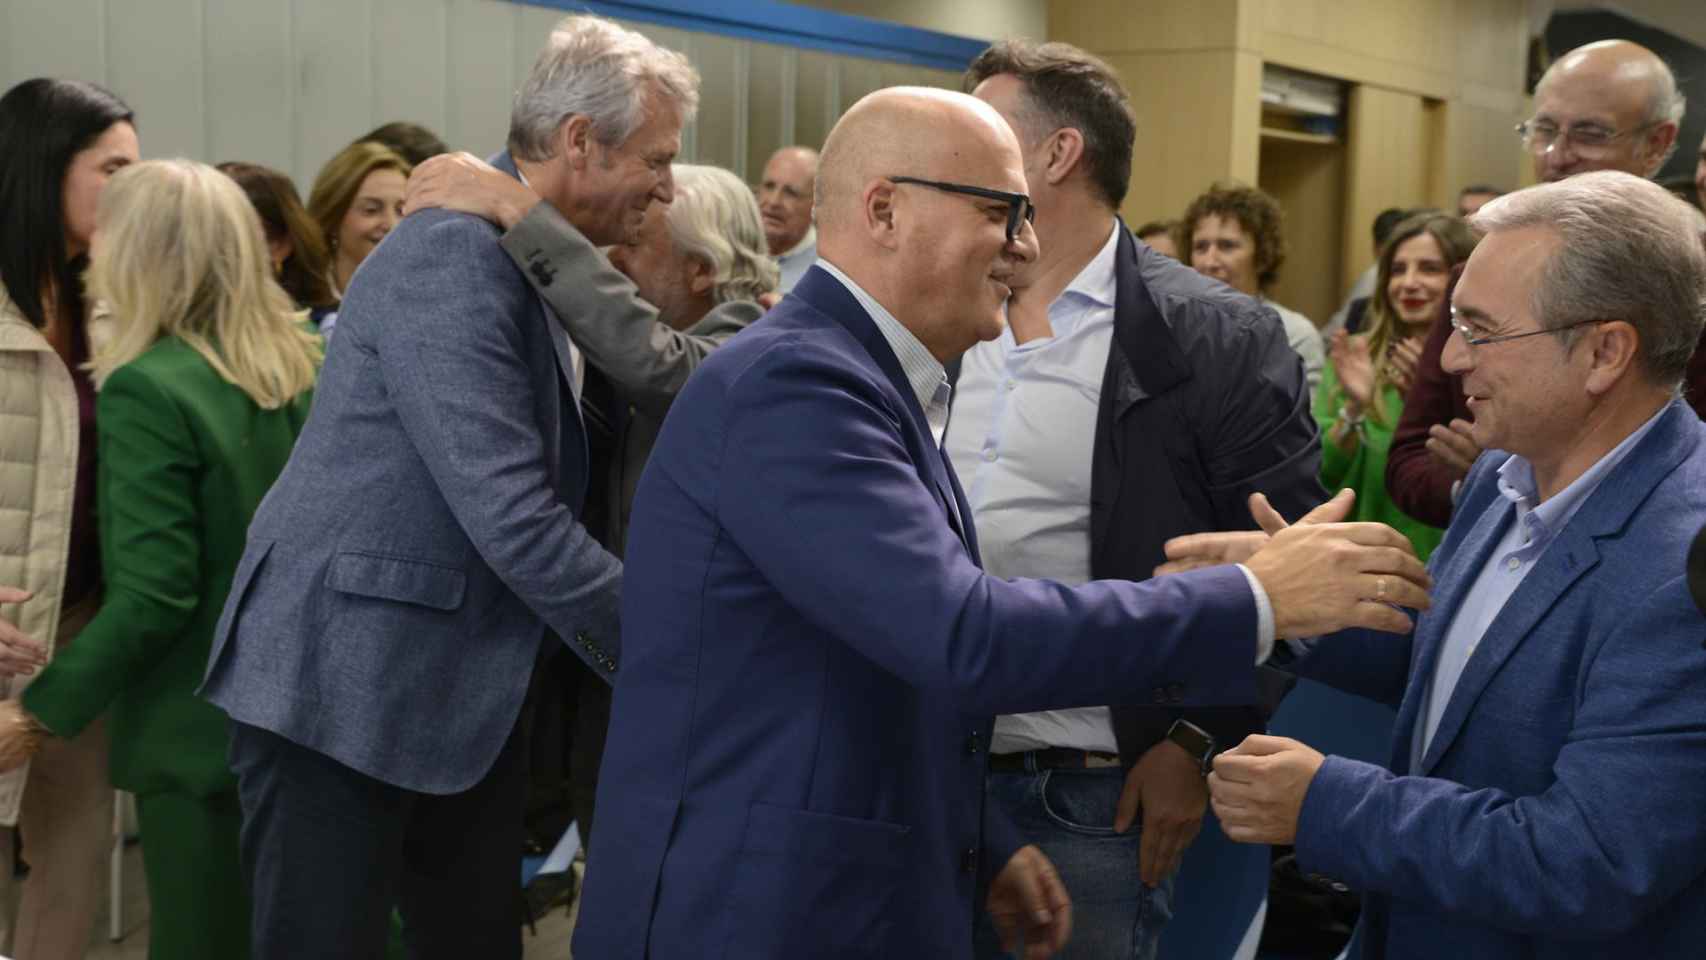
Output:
[{"xmin": 1426, "ymin": 418, "xmax": 1482, "ymax": 481}]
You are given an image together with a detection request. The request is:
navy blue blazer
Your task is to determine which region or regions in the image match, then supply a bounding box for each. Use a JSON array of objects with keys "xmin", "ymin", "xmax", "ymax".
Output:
[
  {"xmin": 202, "ymin": 153, "xmax": 622, "ymax": 794},
  {"xmin": 1291, "ymin": 400, "xmax": 1706, "ymax": 958},
  {"xmin": 574, "ymin": 266, "xmax": 1265, "ymax": 958}
]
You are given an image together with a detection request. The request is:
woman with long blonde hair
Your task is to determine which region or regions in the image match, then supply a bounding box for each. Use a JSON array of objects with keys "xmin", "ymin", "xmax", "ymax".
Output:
[
  {"xmin": 1315, "ymin": 211, "xmax": 1478, "ymax": 561},
  {"xmin": 0, "ymin": 158, "xmax": 319, "ymax": 960}
]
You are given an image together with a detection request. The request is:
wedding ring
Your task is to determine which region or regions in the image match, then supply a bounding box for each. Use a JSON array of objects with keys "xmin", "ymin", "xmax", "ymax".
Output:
[{"xmin": 1376, "ymin": 577, "xmax": 1387, "ymax": 601}]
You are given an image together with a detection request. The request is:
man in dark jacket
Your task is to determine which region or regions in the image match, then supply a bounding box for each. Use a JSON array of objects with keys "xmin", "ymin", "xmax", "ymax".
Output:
[{"xmin": 952, "ymin": 40, "xmax": 1326, "ymax": 958}]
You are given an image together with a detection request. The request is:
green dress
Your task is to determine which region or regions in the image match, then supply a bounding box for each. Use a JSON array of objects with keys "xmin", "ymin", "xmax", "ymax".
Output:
[
  {"xmin": 23, "ymin": 335, "xmax": 312, "ymax": 960},
  {"xmin": 1313, "ymin": 363, "xmax": 1445, "ymax": 562}
]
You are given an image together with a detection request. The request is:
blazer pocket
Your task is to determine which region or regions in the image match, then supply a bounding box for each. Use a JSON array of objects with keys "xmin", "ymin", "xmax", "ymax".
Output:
[
  {"xmin": 722, "ymin": 803, "xmax": 911, "ymax": 959},
  {"xmin": 325, "ymin": 552, "xmax": 467, "ymax": 611}
]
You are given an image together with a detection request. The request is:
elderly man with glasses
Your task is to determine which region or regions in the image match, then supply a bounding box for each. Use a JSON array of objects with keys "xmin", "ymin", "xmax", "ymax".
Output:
[
  {"xmin": 1171, "ymin": 170, "xmax": 1706, "ymax": 959},
  {"xmin": 1386, "ymin": 38, "xmax": 1692, "ymax": 530}
]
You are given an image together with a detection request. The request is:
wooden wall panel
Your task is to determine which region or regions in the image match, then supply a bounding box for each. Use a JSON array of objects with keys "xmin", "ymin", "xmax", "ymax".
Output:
[
  {"xmin": 1260, "ymin": 136, "xmax": 1345, "ymax": 325},
  {"xmin": 1342, "ymin": 86, "xmax": 1429, "ymax": 285}
]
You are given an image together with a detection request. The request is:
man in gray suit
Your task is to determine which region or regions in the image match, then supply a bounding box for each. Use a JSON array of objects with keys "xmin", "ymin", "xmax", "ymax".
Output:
[
  {"xmin": 200, "ymin": 16, "xmax": 699, "ymax": 959},
  {"xmin": 403, "ymin": 154, "xmax": 776, "ymax": 851}
]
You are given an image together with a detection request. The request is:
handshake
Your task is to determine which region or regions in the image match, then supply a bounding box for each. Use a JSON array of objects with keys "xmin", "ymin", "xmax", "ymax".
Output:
[{"xmin": 1159, "ymin": 488, "xmax": 1432, "ymax": 639}]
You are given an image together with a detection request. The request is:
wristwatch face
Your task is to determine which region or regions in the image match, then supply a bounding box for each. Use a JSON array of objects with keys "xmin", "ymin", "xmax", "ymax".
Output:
[{"xmin": 1168, "ymin": 721, "xmax": 1216, "ymax": 775}]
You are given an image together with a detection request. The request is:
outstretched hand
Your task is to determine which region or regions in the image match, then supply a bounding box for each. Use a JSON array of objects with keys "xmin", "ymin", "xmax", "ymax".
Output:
[
  {"xmin": 1155, "ymin": 489, "xmax": 1355, "ymax": 576},
  {"xmin": 1244, "ymin": 492, "xmax": 1432, "ymax": 637}
]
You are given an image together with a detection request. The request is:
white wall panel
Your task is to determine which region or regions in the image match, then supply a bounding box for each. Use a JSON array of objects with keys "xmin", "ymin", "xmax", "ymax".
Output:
[
  {"xmin": 373, "ymin": 0, "xmax": 448, "ymax": 145},
  {"xmin": 204, "ymin": 0, "xmax": 293, "ymax": 170},
  {"xmin": 108, "ymin": 0, "xmax": 204, "ymax": 161},
  {"xmin": 8, "ymin": 0, "xmax": 106, "ymax": 88},
  {"xmin": 293, "ymin": 0, "xmax": 374, "ymax": 190},
  {"xmin": 511, "ymin": 2, "xmax": 561, "ymax": 92},
  {"xmin": 445, "ymin": 0, "xmax": 515, "ymax": 154},
  {"xmin": 1, "ymin": 0, "xmax": 964, "ymax": 198}
]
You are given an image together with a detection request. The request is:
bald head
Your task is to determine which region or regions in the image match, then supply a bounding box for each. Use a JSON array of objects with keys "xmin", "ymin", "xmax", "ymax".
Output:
[
  {"xmin": 816, "ymin": 87, "xmax": 1021, "ymax": 238},
  {"xmin": 815, "ymin": 87, "xmax": 1037, "ymax": 361},
  {"xmin": 757, "ymin": 145, "xmax": 820, "ymax": 254},
  {"xmin": 1531, "ymin": 39, "xmax": 1683, "ymax": 182}
]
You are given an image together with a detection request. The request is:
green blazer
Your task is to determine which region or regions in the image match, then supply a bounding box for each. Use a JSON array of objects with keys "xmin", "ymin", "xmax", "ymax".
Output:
[
  {"xmin": 23, "ymin": 336, "xmax": 311, "ymax": 797},
  {"xmin": 1313, "ymin": 362, "xmax": 1444, "ymax": 562}
]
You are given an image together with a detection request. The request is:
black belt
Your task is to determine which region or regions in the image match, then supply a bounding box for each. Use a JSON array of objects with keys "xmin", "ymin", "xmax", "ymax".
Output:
[{"xmin": 988, "ymin": 747, "xmax": 1122, "ymax": 774}]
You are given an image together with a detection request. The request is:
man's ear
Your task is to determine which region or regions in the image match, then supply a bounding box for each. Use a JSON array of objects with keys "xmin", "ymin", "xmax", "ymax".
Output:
[
  {"xmin": 1583, "ymin": 319, "xmax": 1641, "ymax": 396},
  {"xmin": 1641, "ymin": 122, "xmax": 1679, "ymax": 178},
  {"xmin": 864, "ymin": 178, "xmax": 900, "ymax": 251},
  {"xmin": 687, "ymin": 256, "xmax": 716, "ymax": 296},
  {"xmin": 558, "ymin": 114, "xmax": 596, "ymax": 171},
  {"xmin": 1040, "ymin": 127, "xmax": 1086, "ymax": 187}
]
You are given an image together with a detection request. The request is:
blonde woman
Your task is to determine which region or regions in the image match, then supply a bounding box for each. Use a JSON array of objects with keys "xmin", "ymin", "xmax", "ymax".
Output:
[
  {"xmin": 306, "ymin": 140, "xmax": 410, "ymax": 334},
  {"xmin": 0, "ymin": 159, "xmax": 319, "ymax": 959}
]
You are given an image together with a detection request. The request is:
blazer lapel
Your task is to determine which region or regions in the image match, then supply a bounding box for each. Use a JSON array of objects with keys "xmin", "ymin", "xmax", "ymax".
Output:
[
  {"xmin": 792, "ymin": 267, "xmax": 971, "ymax": 550},
  {"xmin": 1415, "ymin": 402, "xmax": 1702, "ymax": 775},
  {"xmin": 1388, "ymin": 489, "xmax": 1514, "ymax": 773}
]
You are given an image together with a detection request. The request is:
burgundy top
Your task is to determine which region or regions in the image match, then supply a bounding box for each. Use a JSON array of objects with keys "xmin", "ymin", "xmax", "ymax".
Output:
[
  {"xmin": 1387, "ymin": 315, "xmax": 1706, "ymax": 529},
  {"xmin": 60, "ymin": 320, "xmax": 100, "ymax": 610}
]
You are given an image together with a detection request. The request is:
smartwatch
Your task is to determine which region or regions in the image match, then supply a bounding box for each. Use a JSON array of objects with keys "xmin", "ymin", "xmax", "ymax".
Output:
[{"xmin": 1165, "ymin": 719, "xmax": 1217, "ymax": 777}]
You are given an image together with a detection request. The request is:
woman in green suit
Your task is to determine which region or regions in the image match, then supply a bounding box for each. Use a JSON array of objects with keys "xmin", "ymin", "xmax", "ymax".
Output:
[
  {"xmin": 1313, "ymin": 211, "xmax": 1479, "ymax": 562},
  {"xmin": 0, "ymin": 159, "xmax": 321, "ymax": 958}
]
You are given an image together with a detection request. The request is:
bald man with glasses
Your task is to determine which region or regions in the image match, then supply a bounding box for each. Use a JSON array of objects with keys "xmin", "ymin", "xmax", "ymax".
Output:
[{"xmin": 1386, "ymin": 38, "xmax": 1695, "ymax": 529}]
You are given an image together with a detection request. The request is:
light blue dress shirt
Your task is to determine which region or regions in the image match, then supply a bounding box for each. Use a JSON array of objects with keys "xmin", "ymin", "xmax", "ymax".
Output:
[
  {"xmin": 776, "ymin": 228, "xmax": 818, "ymax": 293},
  {"xmin": 814, "ymin": 258, "xmax": 950, "ymax": 445},
  {"xmin": 1415, "ymin": 405, "xmax": 1668, "ymax": 763}
]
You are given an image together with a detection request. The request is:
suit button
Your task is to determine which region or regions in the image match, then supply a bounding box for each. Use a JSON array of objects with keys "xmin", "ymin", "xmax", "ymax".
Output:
[
  {"xmin": 576, "ymin": 632, "xmax": 590, "ymax": 647},
  {"xmin": 960, "ymin": 848, "xmax": 979, "ymax": 874},
  {"xmin": 965, "ymin": 732, "xmax": 981, "ymax": 756},
  {"xmin": 1167, "ymin": 683, "xmax": 1185, "ymax": 703},
  {"xmin": 1152, "ymin": 687, "xmax": 1168, "ymax": 704}
]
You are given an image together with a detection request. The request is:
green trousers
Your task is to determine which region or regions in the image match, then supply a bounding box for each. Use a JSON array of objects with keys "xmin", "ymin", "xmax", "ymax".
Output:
[{"xmin": 135, "ymin": 790, "xmax": 248, "ymax": 959}]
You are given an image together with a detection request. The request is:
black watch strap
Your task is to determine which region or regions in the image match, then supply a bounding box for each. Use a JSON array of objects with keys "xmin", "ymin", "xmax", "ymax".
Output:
[{"xmin": 1165, "ymin": 719, "xmax": 1217, "ymax": 777}]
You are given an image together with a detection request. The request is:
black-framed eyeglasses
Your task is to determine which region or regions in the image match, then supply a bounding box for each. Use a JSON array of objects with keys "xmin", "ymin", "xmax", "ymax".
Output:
[
  {"xmin": 1448, "ymin": 312, "xmax": 1607, "ymax": 347},
  {"xmin": 889, "ymin": 176, "xmax": 1035, "ymax": 243}
]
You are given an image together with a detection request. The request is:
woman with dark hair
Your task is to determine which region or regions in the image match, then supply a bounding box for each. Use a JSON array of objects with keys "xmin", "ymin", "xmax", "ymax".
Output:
[
  {"xmin": 1315, "ymin": 211, "xmax": 1479, "ymax": 560},
  {"xmin": 1180, "ymin": 180, "xmax": 1326, "ymax": 390},
  {"xmin": 0, "ymin": 76, "xmax": 137, "ymax": 960},
  {"xmin": 217, "ymin": 161, "xmax": 338, "ymax": 327}
]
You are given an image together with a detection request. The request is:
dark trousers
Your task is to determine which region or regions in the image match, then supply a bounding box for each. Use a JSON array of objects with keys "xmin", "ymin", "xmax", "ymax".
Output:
[{"xmin": 228, "ymin": 709, "xmax": 533, "ymax": 960}]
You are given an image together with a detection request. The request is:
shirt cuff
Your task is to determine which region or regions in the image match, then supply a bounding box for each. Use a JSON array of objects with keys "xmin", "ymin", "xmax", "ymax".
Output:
[{"xmin": 1236, "ymin": 563, "xmax": 1276, "ymax": 664}]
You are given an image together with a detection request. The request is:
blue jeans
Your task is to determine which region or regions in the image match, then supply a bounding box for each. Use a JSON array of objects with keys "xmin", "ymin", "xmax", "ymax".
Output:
[{"xmin": 975, "ymin": 762, "xmax": 1173, "ymax": 960}]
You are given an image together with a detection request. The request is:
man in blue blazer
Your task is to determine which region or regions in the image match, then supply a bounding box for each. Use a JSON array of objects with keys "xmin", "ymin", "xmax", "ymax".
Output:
[
  {"xmin": 574, "ymin": 87, "xmax": 1434, "ymax": 959},
  {"xmin": 1199, "ymin": 171, "xmax": 1706, "ymax": 958},
  {"xmin": 201, "ymin": 17, "xmax": 699, "ymax": 959}
]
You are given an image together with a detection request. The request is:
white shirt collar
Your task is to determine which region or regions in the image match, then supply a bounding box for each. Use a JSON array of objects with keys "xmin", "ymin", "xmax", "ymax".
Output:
[
  {"xmin": 1060, "ymin": 221, "xmax": 1120, "ymax": 309},
  {"xmin": 813, "ymin": 257, "xmax": 945, "ymax": 414}
]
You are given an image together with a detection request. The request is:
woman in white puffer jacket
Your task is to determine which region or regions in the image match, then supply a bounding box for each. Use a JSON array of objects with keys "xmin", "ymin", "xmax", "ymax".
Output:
[{"xmin": 0, "ymin": 77, "xmax": 138, "ymax": 960}]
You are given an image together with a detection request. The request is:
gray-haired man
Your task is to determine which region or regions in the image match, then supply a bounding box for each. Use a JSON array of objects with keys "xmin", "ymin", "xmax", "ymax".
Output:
[{"xmin": 201, "ymin": 16, "xmax": 697, "ymax": 959}]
